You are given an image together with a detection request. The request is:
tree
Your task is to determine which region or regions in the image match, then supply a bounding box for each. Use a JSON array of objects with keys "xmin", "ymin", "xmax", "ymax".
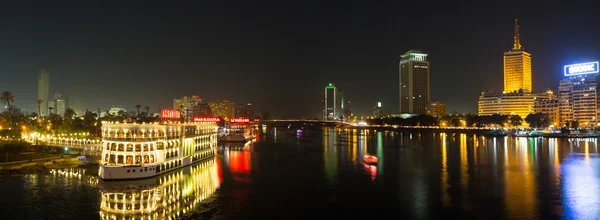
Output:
[
  {"xmin": 0, "ymin": 91, "xmax": 15, "ymax": 110},
  {"xmin": 525, "ymin": 113, "xmax": 550, "ymax": 128},
  {"xmin": 64, "ymin": 108, "xmax": 76, "ymax": 121},
  {"xmin": 48, "ymin": 107, "xmax": 54, "ymax": 115},
  {"xmin": 36, "ymin": 99, "xmax": 43, "ymax": 116},
  {"xmin": 135, "ymin": 104, "xmax": 141, "ymax": 116},
  {"xmin": 509, "ymin": 115, "xmax": 523, "ymax": 127},
  {"xmin": 144, "ymin": 106, "xmax": 150, "ymax": 114},
  {"xmin": 1, "ymin": 91, "xmax": 15, "ymax": 127}
]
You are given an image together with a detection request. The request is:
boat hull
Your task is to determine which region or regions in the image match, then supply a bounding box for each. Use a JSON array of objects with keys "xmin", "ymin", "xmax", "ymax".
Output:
[{"xmin": 99, "ymin": 150, "xmax": 215, "ymax": 180}]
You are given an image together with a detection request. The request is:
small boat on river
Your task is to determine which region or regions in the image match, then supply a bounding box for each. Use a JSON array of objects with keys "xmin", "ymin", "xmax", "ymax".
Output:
[{"xmin": 362, "ymin": 155, "xmax": 378, "ymax": 165}]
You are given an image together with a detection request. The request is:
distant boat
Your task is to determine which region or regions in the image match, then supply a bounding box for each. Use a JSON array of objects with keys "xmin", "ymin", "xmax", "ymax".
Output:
[
  {"xmin": 297, "ymin": 128, "xmax": 303, "ymax": 136},
  {"xmin": 362, "ymin": 155, "xmax": 378, "ymax": 165}
]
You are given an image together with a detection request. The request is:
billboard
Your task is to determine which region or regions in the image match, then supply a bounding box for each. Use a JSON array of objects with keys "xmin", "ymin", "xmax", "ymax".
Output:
[
  {"xmin": 161, "ymin": 110, "xmax": 181, "ymax": 119},
  {"xmin": 230, "ymin": 118, "xmax": 250, "ymax": 123},
  {"xmin": 564, "ymin": 61, "xmax": 599, "ymax": 76},
  {"xmin": 193, "ymin": 117, "xmax": 220, "ymax": 122}
]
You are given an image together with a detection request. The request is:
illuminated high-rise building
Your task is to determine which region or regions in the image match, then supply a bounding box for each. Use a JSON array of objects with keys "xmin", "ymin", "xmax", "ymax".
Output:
[
  {"xmin": 399, "ymin": 50, "xmax": 430, "ymax": 114},
  {"xmin": 324, "ymin": 83, "xmax": 342, "ymax": 120},
  {"xmin": 504, "ymin": 18, "xmax": 532, "ymax": 93},
  {"xmin": 37, "ymin": 68, "xmax": 50, "ymax": 116},
  {"xmin": 558, "ymin": 62, "xmax": 600, "ymax": 127}
]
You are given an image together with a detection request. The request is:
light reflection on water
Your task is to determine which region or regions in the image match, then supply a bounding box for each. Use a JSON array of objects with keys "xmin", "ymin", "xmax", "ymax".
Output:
[
  {"xmin": 2, "ymin": 127, "xmax": 600, "ymax": 219},
  {"xmin": 318, "ymin": 128, "xmax": 600, "ymax": 218}
]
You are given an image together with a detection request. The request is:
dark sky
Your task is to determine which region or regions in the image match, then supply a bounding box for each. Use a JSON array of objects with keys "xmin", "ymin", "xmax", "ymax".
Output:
[{"xmin": 1, "ymin": 1, "xmax": 600, "ymax": 118}]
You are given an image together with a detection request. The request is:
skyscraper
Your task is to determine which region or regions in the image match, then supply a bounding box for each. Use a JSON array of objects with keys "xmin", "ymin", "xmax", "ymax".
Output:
[
  {"xmin": 37, "ymin": 68, "xmax": 50, "ymax": 116},
  {"xmin": 324, "ymin": 83, "xmax": 342, "ymax": 120},
  {"xmin": 558, "ymin": 62, "xmax": 600, "ymax": 127},
  {"xmin": 399, "ymin": 50, "xmax": 430, "ymax": 114},
  {"xmin": 504, "ymin": 18, "xmax": 532, "ymax": 93}
]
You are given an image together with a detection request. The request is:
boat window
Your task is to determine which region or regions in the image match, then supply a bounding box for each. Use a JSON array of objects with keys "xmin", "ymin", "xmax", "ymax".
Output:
[
  {"xmin": 150, "ymin": 144, "xmax": 154, "ymax": 151},
  {"xmin": 150, "ymin": 155, "xmax": 154, "ymax": 163},
  {"xmin": 118, "ymin": 144, "xmax": 124, "ymax": 151},
  {"xmin": 105, "ymin": 154, "xmax": 109, "ymax": 162},
  {"xmin": 143, "ymin": 144, "xmax": 148, "ymax": 151},
  {"xmin": 156, "ymin": 142, "xmax": 164, "ymax": 150},
  {"xmin": 126, "ymin": 156, "xmax": 133, "ymax": 165},
  {"xmin": 117, "ymin": 155, "xmax": 124, "ymax": 164},
  {"xmin": 135, "ymin": 144, "xmax": 141, "ymax": 152},
  {"xmin": 143, "ymin": 155, "xmax": 149, "ymax": 164},
  {"xmin": 109, "ymin": 155, "xmax": 116, "ymax": 164},
  {"xmin": 126, "ymin": 144, "xmax": 133, "ymax": 152},
  {"xmin": 111, "ymin": 143, "xmax": 117, "ymax": 151},
  {"xmin": 135, "ymin": 156, "xmax": 141, "ymax": 164}
]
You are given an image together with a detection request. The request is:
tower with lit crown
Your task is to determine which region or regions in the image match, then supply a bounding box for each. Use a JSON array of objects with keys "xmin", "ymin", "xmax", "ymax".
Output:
[{"xmin": 503, "ymin": 18, "xmax": 532, "ymax": 93}]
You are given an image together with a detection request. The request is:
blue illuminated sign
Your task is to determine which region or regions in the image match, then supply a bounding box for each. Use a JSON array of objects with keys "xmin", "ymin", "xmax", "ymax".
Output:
[{"xmin": 564, "ymin": 61, "xmax": 599, "ymax": 76}]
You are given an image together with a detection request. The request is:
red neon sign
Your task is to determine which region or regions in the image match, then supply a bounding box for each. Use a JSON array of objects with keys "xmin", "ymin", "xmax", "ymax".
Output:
[
  {"xmin": 253, "ymin": 119, "xmax": 260, "ymax": 122},
  {"xmin": 161, "ymin": 110, "xmax": 181, "ymax": 119},
  {"xmin": 194, "ymin": 117, "xmax": 220, "ymax": 122},
  {"xmin": 230, "ymin": 118, "xmax": 250, "ymax": 123}
]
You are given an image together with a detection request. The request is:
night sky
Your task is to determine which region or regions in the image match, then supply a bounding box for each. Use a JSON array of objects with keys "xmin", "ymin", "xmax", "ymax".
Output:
[{"xmin": 1, "ymin": 1, "xmax": 600, "ymax": 118}]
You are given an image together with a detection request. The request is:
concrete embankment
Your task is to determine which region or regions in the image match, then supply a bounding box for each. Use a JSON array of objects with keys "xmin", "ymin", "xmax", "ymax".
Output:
[{"xmin": 0, "ymin": 156, "xmax": 80, "ymax": 172}]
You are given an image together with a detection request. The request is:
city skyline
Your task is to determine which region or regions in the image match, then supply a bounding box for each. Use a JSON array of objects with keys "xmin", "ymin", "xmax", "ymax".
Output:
[{"xmin": 1, "ymin": 2, "xmax": 600, "ymax": 117}]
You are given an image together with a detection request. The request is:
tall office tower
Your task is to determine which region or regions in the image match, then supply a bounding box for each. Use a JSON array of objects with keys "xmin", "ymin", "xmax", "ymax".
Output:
[
  {"xmin": 558, "ymin": 62, "xmax": 600, "ymax": 127},
  {"xmin": 37, "ymin": 68, "xmax": 50, "ymax": 116},
  {"xmin": 373, "ymin": 102, "xmax": 383, "ymax": 118},
  {"xmin": 504, "ymin": 18, "xmax": 532, "ymax": 93},
  {"xmin": 324, "ymin": 83, "xmax": 342, "ymax": 120},
  {"xmin": 399, "ymin": 50, "xmax": 430, "ymax": 114},
  {"xmin": 54, "ymin": 92, "xmax": 66, "ymax": 116}
]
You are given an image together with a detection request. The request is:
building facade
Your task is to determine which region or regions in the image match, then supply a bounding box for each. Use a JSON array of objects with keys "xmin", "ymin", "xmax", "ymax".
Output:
[
  {"xmin": 234, "ymin": 103, "xmax": 255, "ymax": 118},
  {"xmin": 478, "ymin": 91, "xmax": 552, "ymax": 120},
  {"xmin": 558, "ymin": 63, "xmax": 600, "ymax": 127},
  {"xmin": 173, "ymin": 96, "xmax": 203, "ymax": 121},
  {"xmin": 324, "ymin": 83, "xmax": 343, "ymax": 120},
  {"xmin": 208, "ymin": 100, "xmax": 234, "ymax": 120},
  {"xmin": 399, "ymin": 50, "xmax": 430, "ymax": 114},
  {"xmin": 425, "ymin": 100, "xmax": 446, "ymax": 117},
  {"xmin": 534, "ymin": 97, "xmax": 560, "ymax": 127},
  {"xmin": 373, "ymin": 102, "xmax": 383, "ymax": 118},
  {"xmin": 37, "ymin": 68, "xmax": 50, "ymax": 116},
  {"xmin": 504, "ymin": 18, "xmax": 532, "ymax": 93}
]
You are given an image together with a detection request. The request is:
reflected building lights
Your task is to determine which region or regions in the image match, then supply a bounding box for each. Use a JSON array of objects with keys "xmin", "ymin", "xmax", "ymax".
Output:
[{"xmin": 440, "ymin": 133, "xmax": 450, "ymax": 207}]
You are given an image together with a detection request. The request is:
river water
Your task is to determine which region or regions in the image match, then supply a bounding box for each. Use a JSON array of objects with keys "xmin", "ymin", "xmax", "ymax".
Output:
[{"xmin": 1, "ymin": 127, "xmax": 599, "ymax": 219}]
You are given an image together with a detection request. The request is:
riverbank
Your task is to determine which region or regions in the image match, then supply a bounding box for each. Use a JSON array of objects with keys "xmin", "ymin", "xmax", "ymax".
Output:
[{"xmin": 0, "ymin": 155, "xmax": 81, "ymax": 175}]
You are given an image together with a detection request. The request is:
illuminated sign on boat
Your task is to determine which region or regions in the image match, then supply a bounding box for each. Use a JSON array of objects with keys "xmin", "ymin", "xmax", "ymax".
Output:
[
  {"xmin": 161, "ymin": 110, "xmax": 181, "ymax": 119},
  {"xmin": 230, "ymin": 118, "xmax": 250, "ymax": 123},
  {"xmin": 564, "ymin": 61, "xmax": 599, "ymax": 76},
  {"xmin": 194, "ymin": 117, "xmax": 220, "ymax": 122}
]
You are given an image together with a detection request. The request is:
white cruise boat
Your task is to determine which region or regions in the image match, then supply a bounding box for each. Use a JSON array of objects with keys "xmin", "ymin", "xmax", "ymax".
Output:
[{"xmin": 98, "ymin": 121, "xmax": 218, "ymax": 180}]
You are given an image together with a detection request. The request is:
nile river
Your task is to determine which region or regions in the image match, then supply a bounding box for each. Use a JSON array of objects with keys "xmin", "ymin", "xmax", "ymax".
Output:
[{"xmin": 1, "ymin": 127, "xmax": 600, "ymax": 219}]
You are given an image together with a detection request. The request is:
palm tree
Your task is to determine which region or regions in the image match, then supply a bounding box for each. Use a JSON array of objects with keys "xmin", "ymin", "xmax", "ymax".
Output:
[
  {"xmin": 36, "ymin": 99, "xmax": 43, "ymax": 116},
  {"xmin": 1, "ymin": 91, "xmax": 15, "ymax": 127},
  {"xmin": 144, "ymin": 106, "xmax": 150, "ymax": 114},
  {"xmin": 48, "ymin": 107, "xmax": 54, "ymax": 115},
  {"xmin": 0, "ymin": 91, "xmax": 15, "ymax": 110},
  {"xmin": 135, "ymin": 104, "xmax": 141, "ymax": 116}
]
